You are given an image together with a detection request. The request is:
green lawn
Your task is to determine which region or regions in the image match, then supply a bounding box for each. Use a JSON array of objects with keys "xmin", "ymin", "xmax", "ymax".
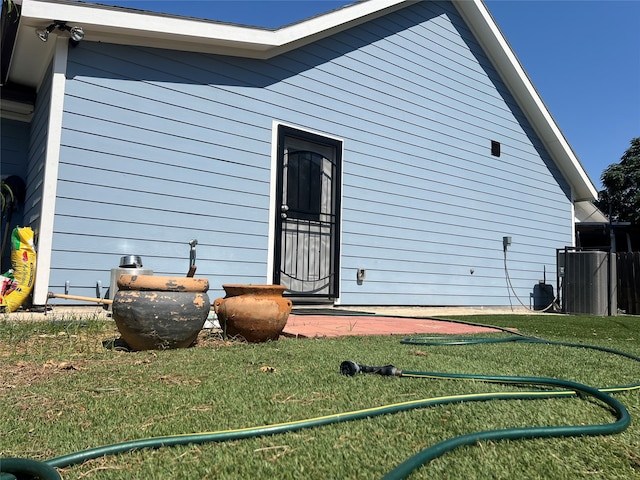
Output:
[{"xmin": 1, "ymin": 313, "xmax": 639, "ymax": 479}]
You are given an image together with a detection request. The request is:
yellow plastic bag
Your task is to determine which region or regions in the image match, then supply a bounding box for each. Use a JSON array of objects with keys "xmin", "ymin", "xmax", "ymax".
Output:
[{"xmin": 0, "ymin": 226, "xmax": 36, "ymax": 312}]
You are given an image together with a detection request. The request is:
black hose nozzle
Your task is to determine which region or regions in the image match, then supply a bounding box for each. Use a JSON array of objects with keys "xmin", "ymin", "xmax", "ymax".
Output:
[{"xmin": 340, "ymin": 361, "xmax": 400, "ymax": 377}]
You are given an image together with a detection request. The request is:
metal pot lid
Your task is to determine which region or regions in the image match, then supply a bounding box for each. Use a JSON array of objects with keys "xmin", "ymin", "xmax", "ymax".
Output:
[{"xmin": 120, "ymin": 255, "xmax": 143, "ymax": 268}]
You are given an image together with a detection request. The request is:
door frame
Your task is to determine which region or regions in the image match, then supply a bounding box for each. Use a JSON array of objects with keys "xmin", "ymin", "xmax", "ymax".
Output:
[{"xmin": 267, "ymin": 121, "xmax": 343, "ymax": 301}]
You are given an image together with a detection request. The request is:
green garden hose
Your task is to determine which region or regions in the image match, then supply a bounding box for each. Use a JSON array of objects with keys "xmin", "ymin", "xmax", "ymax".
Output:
[{"xmin": 2, "ymin": 319, "xmax": 639, "ymax": 480}]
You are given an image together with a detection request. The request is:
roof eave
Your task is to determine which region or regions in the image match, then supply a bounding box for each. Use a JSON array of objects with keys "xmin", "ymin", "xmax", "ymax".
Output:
[
  {"xmin": 9, "ymin": 0, "xmax": 409, "ymax": 88},
  {"xmin": 17, "ymin": 0, "xmax": 408, "ymax": 57}
]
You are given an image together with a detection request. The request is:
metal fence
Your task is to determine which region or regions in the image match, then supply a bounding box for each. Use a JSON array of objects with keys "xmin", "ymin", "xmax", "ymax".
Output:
[{"xmin": 618, "ymin": 252, "xmax": 640, "ymax": 315}]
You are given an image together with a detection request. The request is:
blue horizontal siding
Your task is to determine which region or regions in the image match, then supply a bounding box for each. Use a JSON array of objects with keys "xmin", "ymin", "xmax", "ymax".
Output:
[
  {"xmin": 48, "ymin": 0, "xmax": 573, "ymax": 306},
  {"xmin": 1, "ymin": 118, "xmax": 30, "ymax": 173},
  {"xmin": 23, "ymin": 62, "xmax": 53, "ymax": 236}
]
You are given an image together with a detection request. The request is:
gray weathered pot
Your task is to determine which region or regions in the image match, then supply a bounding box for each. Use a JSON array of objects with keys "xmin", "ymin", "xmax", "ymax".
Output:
[{"xmin": 112, "ymin": 275, "xmax": 210, "ymax": 351}]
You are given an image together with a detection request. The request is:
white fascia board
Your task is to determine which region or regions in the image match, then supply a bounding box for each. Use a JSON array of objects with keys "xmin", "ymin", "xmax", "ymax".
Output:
[
  {"xmin": 272, "ymin": 0, "xmax": 407, "ymax": 50},
  {"xmin": 455, "ymin": 0, "xmax": 598, "ymax": 202},
  {"xmin": 20, "ymin": 0, "xmax": 276, "ymax": 54},
  {"xmin": 21, "ymin": 0, "xmax": 408, "ymax": 58}
]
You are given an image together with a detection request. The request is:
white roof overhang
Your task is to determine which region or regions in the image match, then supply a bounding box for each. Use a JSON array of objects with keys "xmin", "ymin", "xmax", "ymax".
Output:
[
  {"xmin": 574, "ymin": 201, "xmax": 608, "ymax": 223},
  {"xmin": 7, "ymin": 0, "xmax": 406, "ymax": 87},
  {"xmin": 4, "ymin": 0, "xmax": 597, "ymax": 201}
]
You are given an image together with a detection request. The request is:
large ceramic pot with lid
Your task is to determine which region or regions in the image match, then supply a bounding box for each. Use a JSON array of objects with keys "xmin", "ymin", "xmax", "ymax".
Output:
[{"xmin": 112, "ymin": 274, "xmax": 210, "ymax": 350}]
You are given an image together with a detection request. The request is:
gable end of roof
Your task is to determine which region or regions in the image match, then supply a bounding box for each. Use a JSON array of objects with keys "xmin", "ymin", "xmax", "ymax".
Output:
[{"xmin": 4, "ymin": 0, "xmax": 598, "ymax": 201}]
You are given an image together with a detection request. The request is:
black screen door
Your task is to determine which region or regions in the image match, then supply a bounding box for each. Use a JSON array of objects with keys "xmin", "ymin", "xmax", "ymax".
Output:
[{"xmin": 273, "ymin": 126, "xmax": 341, "ymax": 298}]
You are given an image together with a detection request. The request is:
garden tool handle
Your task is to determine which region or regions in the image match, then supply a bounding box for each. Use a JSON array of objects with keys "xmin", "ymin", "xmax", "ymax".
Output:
[
  {"xmin": 47, "ymin": 292, "xmax": 113, "ymax": 305},
  {"xmin": 186, "ymin": 239, "xmax": 198, "ymax": 277}
]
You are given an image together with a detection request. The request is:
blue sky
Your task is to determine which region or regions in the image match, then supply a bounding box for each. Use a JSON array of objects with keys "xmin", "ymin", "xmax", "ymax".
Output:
[{"xmin": 91, "ymin": 0, "xmax": 640, "ymax": 190}]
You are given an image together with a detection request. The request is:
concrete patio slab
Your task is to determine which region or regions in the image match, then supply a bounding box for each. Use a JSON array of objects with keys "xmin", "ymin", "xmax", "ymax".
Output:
[
  {"xmin": 283, "ymin": 314, "xmax": 502, "ymax": 338},
  {"xmin": 4, "ymin": 305, "xmax": 521, "ymax": 338}
]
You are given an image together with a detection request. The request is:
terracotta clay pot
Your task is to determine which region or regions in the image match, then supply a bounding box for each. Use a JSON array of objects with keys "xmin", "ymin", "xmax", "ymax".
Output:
[
  {"xmin": 213, "ymin": 284, "xmax": 292, "ymax": 342},
  {"xmin": 112, "ymin": 275, "xmax": 210, "ymax": 351}
]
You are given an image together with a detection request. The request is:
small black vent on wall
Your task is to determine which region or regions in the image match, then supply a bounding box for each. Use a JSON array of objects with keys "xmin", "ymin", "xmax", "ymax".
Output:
[{"xmin": 491, "ymin": 140, "xmax": 501, "ymax": 157}]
